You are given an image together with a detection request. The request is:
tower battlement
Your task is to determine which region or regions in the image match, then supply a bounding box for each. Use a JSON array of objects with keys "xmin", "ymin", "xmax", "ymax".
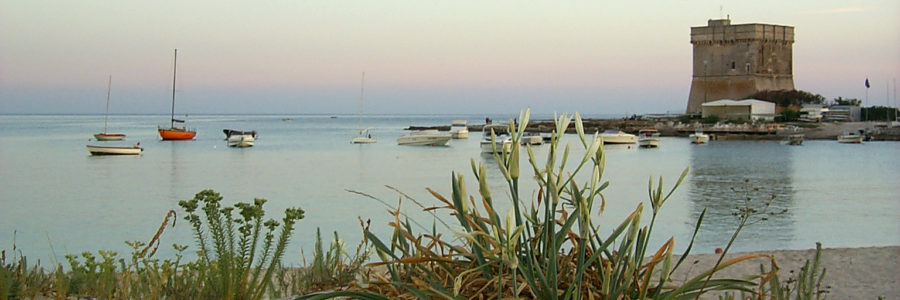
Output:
[{"xmin": 686, "ymin": 19, "xmax": 795, "ymax": 113}]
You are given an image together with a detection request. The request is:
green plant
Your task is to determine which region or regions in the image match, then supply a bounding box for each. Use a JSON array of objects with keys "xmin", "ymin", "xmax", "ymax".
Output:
[
  {"xmin": 765, "ymin": 242, "xmax": 829, "ymax": 300},
  {"xmin": 179, "ymin": 189, "xmax": 305, "ymax": 300},
  {"xmin": 303, "ymin": 109, "xmax": 775, "ymax": 299}
]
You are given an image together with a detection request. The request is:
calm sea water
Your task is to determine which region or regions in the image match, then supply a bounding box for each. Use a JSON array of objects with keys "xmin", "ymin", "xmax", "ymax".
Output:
[{"xmin": 1, "ymin": 114, "xmax": 898, "ymax": 265}]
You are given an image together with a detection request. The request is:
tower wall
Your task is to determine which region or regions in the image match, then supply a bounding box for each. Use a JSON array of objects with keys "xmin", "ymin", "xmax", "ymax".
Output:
[{"xmin": 686, "ymin": 19, "xmax": 795, "ymax": 113}]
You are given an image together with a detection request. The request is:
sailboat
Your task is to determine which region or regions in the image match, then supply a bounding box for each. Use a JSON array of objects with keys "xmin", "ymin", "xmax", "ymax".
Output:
[
  {"xmin": 351, "ymin": 72, "xmax": 376, "ymax": 144},
  {"xmin": 94, "ymin": 75, "xmax": 126, "ymax": 141},
  {"xmin": 158, "ymin": 49, "xmax": 197, "ymax": 140}
]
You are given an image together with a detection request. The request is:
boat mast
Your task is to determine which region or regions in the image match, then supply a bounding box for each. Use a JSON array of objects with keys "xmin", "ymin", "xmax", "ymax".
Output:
[
  {"xmin": 358, "ymin": 71, "xmax": 365, "ymax": 133},
  {"xmin": 104, "ymin": 75, "xmax": 111, "ymax": 134},
  {"xmin": 171, "ymin": 49, "xmax": 177, "ymax": 128}
]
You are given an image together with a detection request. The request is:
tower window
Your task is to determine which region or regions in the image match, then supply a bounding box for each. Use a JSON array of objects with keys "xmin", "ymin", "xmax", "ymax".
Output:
[{"xmin": 731, "ymin": 62, "xmax": 736, "ymax": 69}]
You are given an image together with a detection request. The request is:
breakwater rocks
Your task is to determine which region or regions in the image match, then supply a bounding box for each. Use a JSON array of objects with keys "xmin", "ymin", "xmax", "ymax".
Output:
[{"xmin": 407, "ymin": 120, "xmax": 900, "ymax": 141}]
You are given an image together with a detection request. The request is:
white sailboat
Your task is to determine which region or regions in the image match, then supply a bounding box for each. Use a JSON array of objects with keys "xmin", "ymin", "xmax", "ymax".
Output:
[
  {"xmin": 93, "ymin": 75, "xmax": 126, "ymax": 141},
  {"xmin": 351, "ymin": 72, "xmax": 376, "ymax": 144}
]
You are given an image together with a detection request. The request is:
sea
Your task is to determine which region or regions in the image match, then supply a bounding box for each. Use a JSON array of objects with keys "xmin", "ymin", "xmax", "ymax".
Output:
[{"xmin": 1, "ymin": 113, "xmax": 898, "ymax": 266}]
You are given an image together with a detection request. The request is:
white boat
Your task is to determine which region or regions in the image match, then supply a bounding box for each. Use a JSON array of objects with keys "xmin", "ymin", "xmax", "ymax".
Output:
[
  {"xmin": 351, "ymin": 72, "xmax": 376, "ymax": 144},
  {"xmin": 689, "ymin": 130, "xmax": 710, "ymax": 144},
  {"xmin": 481, "ymin": 124, "xmax": 513, "ymax": 153},
  {"xmin": 521, "ymin": 132, "xmax": 543, "ymax": 145},
  {"xmin": 227, "ymin": 135, "xmax": 255, "ymax": 148},
  {"xmin": 637, "ymin": 129, "xmax": 660, "ymax": 148},
  {"xmin": 450, "ymin": 120, "xmax": 469, "ymax": 139},
  {"xmin": 224, "ymin": 129, "xmax": 257, "ymax": 147},
  {"xmin": 837, "ymin": 131, "xmax": 863, "ymax": 144},
  {"xmin": 352, "ymin": 127, "xmax": 377, "ymax": 144},
  {"xmin": 93, "ymin": 75, "xmax": 126, "ymax": 141},
  {"xmin": 599, "ymin": 129, "xmax": 637, "ymax": 144},
  {"xmin": 86, "ymin": 143, "xmax": 142, "ymax": 156},
  {"xmin": 397, "ymin": 130, "xmax": 451, "ymax": 146}
]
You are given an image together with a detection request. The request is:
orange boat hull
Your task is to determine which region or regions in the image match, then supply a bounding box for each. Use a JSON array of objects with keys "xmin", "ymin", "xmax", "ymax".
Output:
[{"xmin": 159, "ymin": 128, "xmax": 196, "ymax": 140}]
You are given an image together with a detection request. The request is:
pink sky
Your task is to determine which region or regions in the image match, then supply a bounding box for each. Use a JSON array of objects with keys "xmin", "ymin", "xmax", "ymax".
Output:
[{"xmin": 1, "ymin": 1, "xmax": 898, "ymax": 114}]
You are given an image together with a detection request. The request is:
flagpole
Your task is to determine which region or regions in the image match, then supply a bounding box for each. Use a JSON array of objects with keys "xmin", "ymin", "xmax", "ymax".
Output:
[{"xmin": 864, "ymin": 77, "xmax": 869, "ymax": 122}]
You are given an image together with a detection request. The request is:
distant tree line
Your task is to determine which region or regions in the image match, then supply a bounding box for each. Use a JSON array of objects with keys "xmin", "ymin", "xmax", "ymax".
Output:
[
  {"xmin": 747, "ymin": 89, "xmax": 825, "ymax": 107},
  {"xmin": 832, "ymin": 97, "xmax": 862, "ymax": 106}
]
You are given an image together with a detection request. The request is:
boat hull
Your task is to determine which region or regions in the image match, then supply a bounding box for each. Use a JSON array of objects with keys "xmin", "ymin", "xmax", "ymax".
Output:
[
  {"xmin": 227, "ymin": 135, "xmax": 255, "ymax": 147},
  {"xmin": 837, "ymin": 136, "xmax": 863, "ymax": 143},
  {"xmin": 450, "ymin": 130, "xmax": 469, "ymax": 139},
  {"xmin": 689, "ymin": 134, "xmax": 709, "ymax": 144},
  {"xmin": 599, "ymin": 131, "xmax": 637, "ymax": 144},
  {"xmin": 397, "ymin": 135, "xmax": 451, "ymax": 146},
  {"xmin": 638, "ymin": 138, "xmax": 659, "ymax": 148},
  {"xmin": 600, "ymin": 135, "xmax": 637, "ymax": 144},
  {"xmin": 86, "ymin": 145, "xmax": 142, "ymax": 155},
  {"xmin": 521, "ymin": 135, "xmax": 543, "ymax": 145},
  {"xmin": 481, "ymin": 139, "xmax": 513, "ymax": 153},
  {"xmin": 94, "ymin": 133, "xmax": 126, "ymax": 141},
  {"xmin": 159, "ymin": 128, "xmax": 196, "ymax": 140},
  {"xmin": 352, "ymin": 137, "xmax": 377, "ymax": 144}
]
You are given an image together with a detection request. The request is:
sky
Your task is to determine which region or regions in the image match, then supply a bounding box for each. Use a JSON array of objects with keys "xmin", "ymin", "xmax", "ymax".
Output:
[{"xmin": 1, "ymin": 0, "xmax": 898, "ymax": 115}]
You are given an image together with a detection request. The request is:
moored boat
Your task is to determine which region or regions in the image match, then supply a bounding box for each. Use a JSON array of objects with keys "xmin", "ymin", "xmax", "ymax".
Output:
[
  {"xmin": 481, "ymin": 124, "xmax": 513, "ymax": 153},
  {"xmin": 94, "ymin": 75, "xmax": 126, "ymax": 141},
  {"xmin": 397, "ymin": 130, "xmax": 452, "ymax": 146},
  {"xmin": 450, "ymin": 120, "xmax": 469, "ymax": 139},
  {"xmin": 521, "ymin": 132, "xmax": 543, "ymax": 145},
  {"xmin": 352, "ymin": 127, "xmax": 377, "ymax": 144},
  {"xmin": 86, "ymin": 143, "xmax": 143, "ymax": 156},
  {"xmin": 689, "ymin": 130, "xmax": 710, "ymax": 144},
  {"xmin": 352, "ymin": 72, "xmax": 377, "ymax": 144},
  {"xmin": 158, "ymin": 49, "xmax": 196, "ymax": 141},
  {"xmin": 637, "ymin": 129, "xmax": 660, "ymax": 148},
  {"xmin": 224, "ymin": 129, "xmax": 257, "ymax": 147},
  {"xmin": 837, "ymin": 131, "xmax": 863, "ymax": 144},
  {"xmin": 599, "ymin": 129, "xmax": 637, "ymax": 144},
  {"xmin": 227, "ymin": 135, "xmax": 255, "ymax": 148}
]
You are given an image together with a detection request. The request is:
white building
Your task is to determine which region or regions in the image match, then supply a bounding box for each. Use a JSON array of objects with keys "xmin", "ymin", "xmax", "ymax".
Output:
[{"xmin": 700, "ymin": 99, "xmax": 776, "ymax": 121}]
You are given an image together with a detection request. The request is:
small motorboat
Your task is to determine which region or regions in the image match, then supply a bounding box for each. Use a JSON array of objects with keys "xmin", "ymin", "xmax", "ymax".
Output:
[
  {"xmin": 599, "ymin": 129, "xmax": 637, "ymax": 144},
  {"xmin": 450, "ymin": 120, "xmax": 469, "ymax": 139},
  {"xmin": 397, "ymin": 130, "xmax": 452, "ymax": 146},
  {"xmin": 481, "ymin": 124, "xmax": 513, "ymax": 153},
  {"xmin": 637, "ymin": 129, "xmax": 660, "ymax": 148},
  {"xmin": 689, "ymin": 130, "xmax": 710, "ymax": 144},
  {"xmin": 837, "ymin": 131, "xmax": 863, "ymax": 144},
  {"xmin": 521, "ymin": 132, "xmax": 543, "ymax": 146},
  {"xmin": 86, "ymin": 143, "xmax": 143, "ymax": 156},
  {"xmin": 352, "ymin": 127, "xmax": 376, "ymax": 144},
  {"xmin": 224, "ymin": 129, "xmax": 257, "ymax": 147}
]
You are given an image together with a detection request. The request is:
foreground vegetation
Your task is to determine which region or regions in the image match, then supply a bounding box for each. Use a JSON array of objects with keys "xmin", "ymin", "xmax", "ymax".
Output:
[{"xmin": 2, "ymin": 110, "xmax": 830, "ymax": 299}]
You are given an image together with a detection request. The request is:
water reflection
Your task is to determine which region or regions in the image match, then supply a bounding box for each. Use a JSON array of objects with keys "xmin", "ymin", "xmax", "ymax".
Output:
[{"xmin": 688, "ymin": 141, "xmax": 796, "ymax": 252}]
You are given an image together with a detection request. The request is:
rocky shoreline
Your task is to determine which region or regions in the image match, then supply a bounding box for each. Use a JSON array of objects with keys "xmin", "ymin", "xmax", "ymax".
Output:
[{"xmin": 408, "ymin": 119, "xmax": 900, "ymax": 141}]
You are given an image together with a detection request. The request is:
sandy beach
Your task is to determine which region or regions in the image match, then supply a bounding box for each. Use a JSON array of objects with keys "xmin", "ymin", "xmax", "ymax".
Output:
[{"xmin": 669, "ymin": 245, "xmax": 900, "ymax": 299}]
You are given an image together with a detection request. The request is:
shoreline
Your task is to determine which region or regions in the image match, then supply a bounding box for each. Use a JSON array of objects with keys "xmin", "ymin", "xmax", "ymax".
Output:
[
  {"xmin": 669, "ymin": 245, "xmax": 900, "ymax": 299},
  {"xmin": 408, "ymin": 119, "xmax": 900, "ymax": 141}
]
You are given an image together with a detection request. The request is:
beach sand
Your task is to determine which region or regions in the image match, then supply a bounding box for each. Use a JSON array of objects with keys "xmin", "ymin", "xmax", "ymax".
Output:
[{"xmin": 668, "ymin": 245, "xmax": 900, "ymax": 299}]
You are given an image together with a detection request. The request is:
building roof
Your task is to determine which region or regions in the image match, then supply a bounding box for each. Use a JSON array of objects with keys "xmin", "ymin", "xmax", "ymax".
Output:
[{"xmin": 701, "ymin": 99, "xmax": 775, "ymax": 107}]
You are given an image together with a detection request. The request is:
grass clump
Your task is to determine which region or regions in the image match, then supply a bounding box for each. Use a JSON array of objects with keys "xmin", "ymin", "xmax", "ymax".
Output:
[{"xmin": 302, "ymin": 109, "xmax": 778, "ymax": 299}]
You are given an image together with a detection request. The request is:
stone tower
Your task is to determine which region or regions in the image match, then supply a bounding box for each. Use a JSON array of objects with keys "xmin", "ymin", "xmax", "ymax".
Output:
[{"xmin": 686, "ymin": 19, "xmax": 795, "ymax": 113}]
